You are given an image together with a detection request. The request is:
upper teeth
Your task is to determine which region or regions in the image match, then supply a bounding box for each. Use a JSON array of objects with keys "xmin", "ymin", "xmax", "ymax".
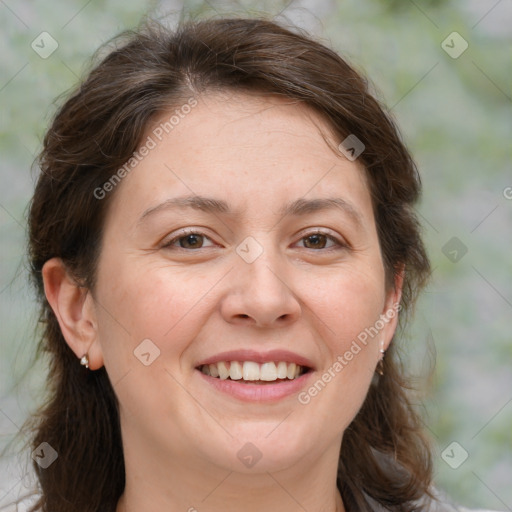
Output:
[{"xmin": 200, "ymin": 361, "xmax": 304, "ymax": 381}]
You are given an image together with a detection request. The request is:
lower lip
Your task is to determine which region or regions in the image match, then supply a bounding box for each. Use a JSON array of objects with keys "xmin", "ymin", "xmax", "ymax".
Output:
[{"xmin": 196, "ymin": 370, "xmax": 314, "ymax": 402}]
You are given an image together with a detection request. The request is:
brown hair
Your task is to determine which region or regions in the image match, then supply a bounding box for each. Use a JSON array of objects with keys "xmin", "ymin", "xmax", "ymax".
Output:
[{"xmin": 25, "ymin": 16, "xmax": 432, "ymax": 512}]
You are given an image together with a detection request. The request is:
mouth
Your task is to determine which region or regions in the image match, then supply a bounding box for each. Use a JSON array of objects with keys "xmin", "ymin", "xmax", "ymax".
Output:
[
  {"xmin": 194, "ymin": 349, "xmax": 315, "ymax": 401},
  {"xmin": 197, "ymin": 360, "xmax": 311, "ymax": 384}
]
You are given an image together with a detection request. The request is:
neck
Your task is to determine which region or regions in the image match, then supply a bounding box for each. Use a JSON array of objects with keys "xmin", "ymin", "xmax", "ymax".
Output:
[{"xmin": 116, "ymin": 433, "xmax": 346, "ymax": 512}]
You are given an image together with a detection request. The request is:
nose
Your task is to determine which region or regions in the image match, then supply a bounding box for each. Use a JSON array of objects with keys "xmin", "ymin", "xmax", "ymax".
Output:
[{"xmin": 220, "ymin": 245, "xmax": 302, "ymax": 328}]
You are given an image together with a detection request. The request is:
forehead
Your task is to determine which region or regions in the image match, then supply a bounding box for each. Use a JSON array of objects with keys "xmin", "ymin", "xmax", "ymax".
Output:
[{"xmin": 104, "ymin": 91, "xmax": 373, "ymax": 227}]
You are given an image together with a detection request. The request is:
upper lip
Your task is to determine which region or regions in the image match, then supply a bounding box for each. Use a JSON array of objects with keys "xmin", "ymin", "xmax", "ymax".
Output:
[{"xmin": 195, "ymin": 349, "xmax": 315, "ymax": 370}]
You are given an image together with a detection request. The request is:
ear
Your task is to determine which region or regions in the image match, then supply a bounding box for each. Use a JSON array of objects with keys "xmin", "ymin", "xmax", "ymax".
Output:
[
  {"xmin": 380, "ymin": 265, "xmax": 405, "ymax": 352},
  {"xmin": 42, "ymin": 258, "xmax": 104, "ymax": 370}
]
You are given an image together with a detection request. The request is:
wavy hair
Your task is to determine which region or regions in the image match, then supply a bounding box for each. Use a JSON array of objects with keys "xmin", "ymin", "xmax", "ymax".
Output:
[{"xmin": 25, "ymin": 16, "xmax": 432, "ymax": 512}]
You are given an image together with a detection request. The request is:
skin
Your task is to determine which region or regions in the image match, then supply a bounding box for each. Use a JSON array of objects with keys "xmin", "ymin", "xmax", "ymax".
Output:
[{"xmin": 43, "ymin": 91, "xmax": 402, "ymax": 512}]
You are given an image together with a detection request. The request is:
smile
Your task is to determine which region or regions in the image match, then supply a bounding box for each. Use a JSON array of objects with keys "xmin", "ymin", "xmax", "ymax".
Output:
[
  {"xmin": 198, "ymin": 361, "xmax": 309, "ymax": 383},
  {"xmin": 194, "ymin": 349, "xmax": 315, "ymax": 401}
]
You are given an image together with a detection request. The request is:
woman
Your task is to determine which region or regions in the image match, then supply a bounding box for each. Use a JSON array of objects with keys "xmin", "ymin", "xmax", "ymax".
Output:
[{"xmin": 23, "ymin": 15, "xmax": 498, "ymax": 512}]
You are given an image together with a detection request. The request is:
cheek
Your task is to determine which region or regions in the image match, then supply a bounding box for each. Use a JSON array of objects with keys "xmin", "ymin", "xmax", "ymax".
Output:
[
  {"xmin": 93, "ymin": 263, "xmax": 215, "ymax": 425},
  {"xmin": 94, "ymin": 260, "xmax": 221, "ymax": 371},
  {"xmin": 297, "ymin": 265, "xmax": 385, "ymax": 419},
  {"xmin": 308, "ymin": 263, "xmax": 386, "ymax": 349}
]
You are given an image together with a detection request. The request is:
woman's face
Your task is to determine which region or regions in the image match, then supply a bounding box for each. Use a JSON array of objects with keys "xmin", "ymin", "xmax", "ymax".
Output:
[{"xmin": 90, "ymin": 92, "xmax": 401, "ymax": 476}]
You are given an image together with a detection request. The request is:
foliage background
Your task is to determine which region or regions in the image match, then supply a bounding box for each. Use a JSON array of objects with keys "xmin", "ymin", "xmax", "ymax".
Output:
[{"xmin": 1, "ymin": 0, "xmax": 511, "ymax": 509}]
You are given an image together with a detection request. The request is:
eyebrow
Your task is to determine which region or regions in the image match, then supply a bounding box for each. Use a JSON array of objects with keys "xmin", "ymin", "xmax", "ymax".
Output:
[{"xmin": 137, "ymin": 195, "xmax": 363, "ymax": 227}]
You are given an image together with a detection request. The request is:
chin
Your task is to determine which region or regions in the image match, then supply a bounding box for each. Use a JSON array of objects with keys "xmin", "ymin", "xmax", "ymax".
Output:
[{"xmin": 202, "ymin": 421, "xmax": 323, "ymax": 474}]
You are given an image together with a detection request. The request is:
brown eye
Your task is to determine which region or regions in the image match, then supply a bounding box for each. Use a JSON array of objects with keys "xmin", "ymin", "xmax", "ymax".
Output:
[
  {"xmin": 162, "ymin": 230, "xmax": 215, "ymax": 250},
  {"xmin": 177, "ymin": 234, "xmax": 204, "ymax": 249},
  {"xmin": 299, "ymin": 232, "xmax": 343, "ymax": 250},
  {"xmin": 303, "ymin": 233, "xmax": 328, "ymax": 249}
]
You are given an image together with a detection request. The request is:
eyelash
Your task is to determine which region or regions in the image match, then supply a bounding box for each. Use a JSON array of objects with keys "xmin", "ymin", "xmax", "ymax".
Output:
[{"xmin": 161, "ymin": 228, "xmax": 348, "ymax": 252}]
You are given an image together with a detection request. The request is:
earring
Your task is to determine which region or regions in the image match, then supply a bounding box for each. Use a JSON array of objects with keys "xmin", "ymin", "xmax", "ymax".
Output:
[
  {"xmin": 80, "ymin": 354, "xmax": 89, "ymax": 369},
  {"xmin": 376, "ymin": 340, "xmax": 386, "ymax": 376}
]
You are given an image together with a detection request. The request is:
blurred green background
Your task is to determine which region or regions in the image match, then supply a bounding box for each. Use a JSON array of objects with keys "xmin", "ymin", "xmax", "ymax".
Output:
[{"xmin": 1, "ymin": 0, "xmax": 511, "ymax": 509}]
